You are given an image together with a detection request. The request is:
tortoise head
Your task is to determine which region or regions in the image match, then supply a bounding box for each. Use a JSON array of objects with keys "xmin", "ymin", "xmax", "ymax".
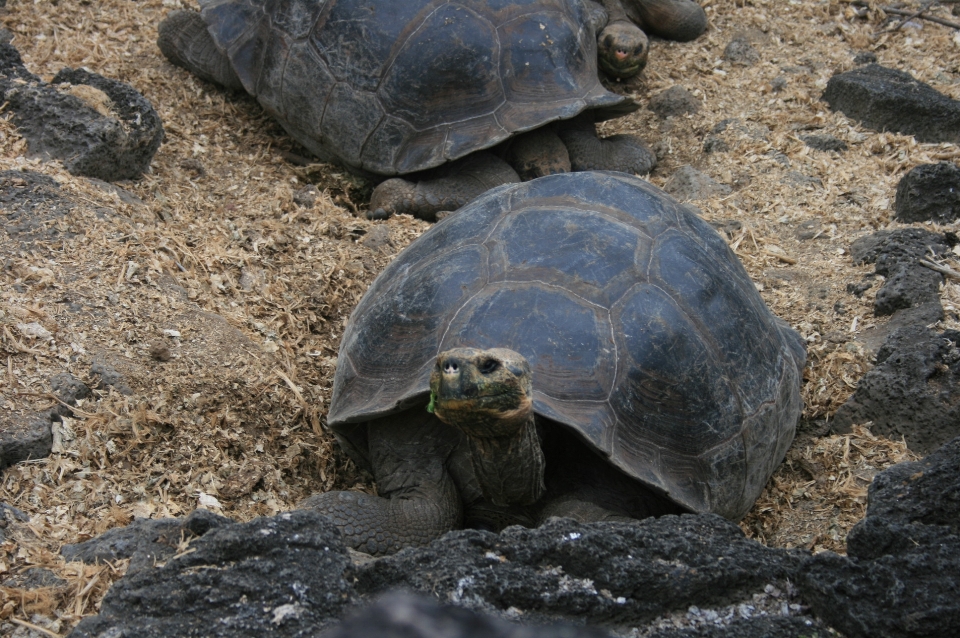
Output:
[
  {"xmin": 429, "ymin": 348, "xmax": 533, "ymax": 438},
  {"xmin": 597, "ymin": 23, "xmax": 649, "ymax": 79}
]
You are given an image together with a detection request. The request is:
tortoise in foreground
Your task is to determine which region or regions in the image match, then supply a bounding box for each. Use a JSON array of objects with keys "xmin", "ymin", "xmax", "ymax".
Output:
[
  {"xmin": 304, "ymin": 171, "xmax": 806, "ymax": 556},
  {"xmin": 156, "ymin": 0, "xmax": 700, "ymax": 221}
]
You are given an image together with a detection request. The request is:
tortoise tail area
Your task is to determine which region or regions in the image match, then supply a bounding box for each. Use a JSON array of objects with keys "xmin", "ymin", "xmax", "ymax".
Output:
[{"xmin": 157, "ymin": 10, "xmax": 245, "ymax": 92}]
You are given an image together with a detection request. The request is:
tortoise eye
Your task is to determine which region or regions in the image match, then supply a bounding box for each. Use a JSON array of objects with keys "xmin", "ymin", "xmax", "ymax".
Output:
[{"xmin": 479, "ymin": 359, "xmax": 500, "ymax": 374}]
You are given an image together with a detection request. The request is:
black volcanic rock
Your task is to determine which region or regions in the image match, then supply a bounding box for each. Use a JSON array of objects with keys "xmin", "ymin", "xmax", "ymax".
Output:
[
  {"xmin": 0, "ymin": 43, "xmax": 162, "ymax": 181},
  {"xmin": 68, "ymin": 510, "xmax": 355, "ymax": 638},
  {"xmin": 895, "ymin": 162, "xmax": 960, "ymax": 224},
  {"xmin": 823, "ymin": 64, "xmax": 960, "ymax": 143},
  {"xmin": 353, "ymin": 515, "xmax": 806, "ymax": 625},
  {"xmin": 848, "ymin": 228, "xmax": 952, "ymax": 317},
  {"xmin": 800, "ymin": 437, "xmax": 960, "ymax": 638},
  {"xmin": 832, "ymin": 326, "xmax": 960, "ymax": 454}
]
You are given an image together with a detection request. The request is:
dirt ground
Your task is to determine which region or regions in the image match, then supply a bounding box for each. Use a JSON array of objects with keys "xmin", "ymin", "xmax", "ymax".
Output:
[{"xmin": 1, "ymin": 0, "xmax": 957, "ymax": 632}]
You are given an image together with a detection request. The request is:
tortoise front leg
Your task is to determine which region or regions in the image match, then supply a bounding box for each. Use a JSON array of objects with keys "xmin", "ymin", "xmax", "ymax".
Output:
[
  {"xmin": 367, "ymin": 153, "xmax": 520, "ymax": 221},
  {"xmin": 302, "ymin": 413, "xmax": 462, "ymax": 555},
  {"xmin": 559, "ymin": 114, "xmax": 657, "ymax": 175}
]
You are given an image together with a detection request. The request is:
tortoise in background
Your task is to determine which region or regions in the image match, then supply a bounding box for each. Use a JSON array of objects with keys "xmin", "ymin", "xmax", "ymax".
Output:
[
  {"xmin": 595, "ymin": 0, "xmax": 707, "ymax": 78},
  {"xmin": 157, "ymin": 0, "xmax": 703, "ymax": 221},
  {"xmin": 304, "ymin": 171, "xmax": 806, "ymax": 555}
]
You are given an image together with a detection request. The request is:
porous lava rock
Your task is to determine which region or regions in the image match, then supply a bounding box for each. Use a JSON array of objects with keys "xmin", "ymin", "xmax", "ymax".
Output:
[
  {"xmin": 0, "ymin": 410, "xmax": 54, "ymax": 470},
  {"xmin": 800, "ymin": 134, "xmax": 847, "ymax": 153},
  {"xmin": 67, "ymin": 510, "xmax": 355, "ymax": 638},
  {"xmin": 352, "ymin": 515, "xmax": 807, "ymax": 626},
  {"xmin": 648, "ymin": 85, "xmax": 700, "ymax": 119},
  {"xmin": 799, "ymin": 437, "xmax": 960, "ymax": 638},
  {"xmin": 894, "ymin": 162, "xmax": 960, "ymax": 224},
  {"xmin": 62, "ymin": 508, "xmax": 230, "ymax": 575},
  {"xmin": 822, "ymin": 64, "xmax": 960, "ymax": 144},
  {"xmin": 832, "ymin": 325, "xmax": 960, "ymax": 454},
  {"xmin": 722, "ymin": 36, "xmax": 759, "ymax": 66},
  {"xmin": 66, "ymin": 512, "xmax": 816, "ymax": 636},
  {"xmin": 848, "ymin": 228, "xmax": 953, "ymax": 316},
  {"xmin": 0, "ymin": 43, "xmax": 162, "ymax": 181},
  {"xmin": 49, "ymin": 373, "xmax": 92, "ymax": 419},
  {"xmin": 0, "ymin": 170, "xmax": 76, "ymax": 244}
]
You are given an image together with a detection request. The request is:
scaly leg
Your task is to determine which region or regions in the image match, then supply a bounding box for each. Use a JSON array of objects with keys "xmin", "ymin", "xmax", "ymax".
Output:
[{"xmin": 302, "ymin": 411, "xmax": 463, "ymax": 555}]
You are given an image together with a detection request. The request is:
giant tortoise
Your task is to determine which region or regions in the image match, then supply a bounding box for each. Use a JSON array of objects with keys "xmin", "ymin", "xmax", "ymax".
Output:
[
  {"xmin": 304, "ymin": 171, "xmax": 806, "ymax": 556},
  {"xmin": 595, "ymin": 0, "xmax": 707, "ymax": 78},
  {"xmin": 156, "ymin": 0, "xmax": 701, "ymax": 221}
]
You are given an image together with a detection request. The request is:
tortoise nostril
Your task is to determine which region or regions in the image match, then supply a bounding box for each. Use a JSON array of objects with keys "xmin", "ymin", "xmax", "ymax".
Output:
[{"xmin": 444, "ymin": 362, "xmax": 458, "ymax": 374}]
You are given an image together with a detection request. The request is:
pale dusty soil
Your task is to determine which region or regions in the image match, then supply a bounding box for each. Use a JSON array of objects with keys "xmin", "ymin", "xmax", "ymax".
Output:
[{"xmin": 1, "ymin": 0, "xmax": 957, "ymax": 632}]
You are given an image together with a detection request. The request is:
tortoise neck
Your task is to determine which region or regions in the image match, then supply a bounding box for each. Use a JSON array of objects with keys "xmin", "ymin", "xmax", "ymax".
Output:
[{"xmin": 464, "ymin": 412, "xmax": 545, "ymax": 507}]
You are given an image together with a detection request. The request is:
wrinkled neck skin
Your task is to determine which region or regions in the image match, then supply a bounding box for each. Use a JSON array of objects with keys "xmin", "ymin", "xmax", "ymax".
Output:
[
  {"xmin": 445, "ymin": 401, "xmax": 545, "ymax": 508},
  {"xmin": 431, "ymin": 348, "xmax": 546, "ymax": 507}
]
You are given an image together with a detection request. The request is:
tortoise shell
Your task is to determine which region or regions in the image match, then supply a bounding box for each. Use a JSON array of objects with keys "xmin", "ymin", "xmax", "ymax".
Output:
[
  {"xmin": 197, "ymin": 0, "xmax": 632, "ymax": 175},
  {"xmin": 329, "ymin": 171, "xmax": 806, "ymax": 520}
]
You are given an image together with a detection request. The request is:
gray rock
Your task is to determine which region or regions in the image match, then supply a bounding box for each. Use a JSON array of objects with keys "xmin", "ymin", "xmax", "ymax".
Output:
[
  {"xmin": 67, "ymin": 510, "xmax": 354, "ymax": 638},
  {"xmin": 294, "ymin": 184, "xmax": 319, "ymax": 208},
  {"xmin": 0, "ymin": 410, "xmax": 53, "ymax": 470},
  {"xmin": 648, "ymin": 86, "xmax": 700, "ymax": 119},
  {"xmin": 2, "ymin": 567, "xmax": 68, "ymax": 590},
  {"xmin": 702, "ymin": 137, "xmax": 730, "ymax": 153},
  {"xmin": 360, "ymin": 224, "xmax": 394, "ymax": 251},
  {"xmin": 49, "ymin": 373, "xmax": 91, "ymax": 418},
  {"xmin": 848, "ymin": 228, "xmax": 951, "ymax": 316},
  {"xmin": 0, "ymin": 503, "xmax": 28, "ymax": 542},
  {"xmin": 0, "ymin": 42, "xmax": 37, "ymax": 82},
  {"xmin": 723, "ymin": 37, "xmax": 759, "ymax": 66},
  {"xmin": 799, "ymin": 437, "xmax": 960, "ymax": 637},
  {"xmin": 853, "ymin": 51, "xmax": 878, "ymax": 66},
  {"xmin": 822, "ymin": 64, "xmax": 960, "ymax": 144},
  {"xmin": 894, "ymin": 162, "xmax": 960, "ymax": 224},
  {"xmin": 857, "ymin": 301, "xmax": 943, "ymax": 355},
  {"xmin": 324, "ymin": 591, "xmax": 608, "ymax": 638},
  {"xmin": 89, "ymin": 360, "xmax": 133, "ymax": 395},
  {"xmin": 796, "ymin": 220, "xmax": 822, "ymax": 241},
  {"xmin": 800, "ymin": 134, "xmax": 847, "ymax": 153},
  {"xmin": 857, "ymin": 435, "xmax": 960, "ymax": 529},
  {"xmin": 784, "ymin": 171, "xmax": 822, "ymax": 188},
  {"xmin": 832, "ymin": 326, "xmax": 960, "ymax": 454},
  {"xmin": 0, "ymin": 44, "xmax": 162, "ymax": 181},
  {"xmin": 663, "ymin": 166, "xmax": 732, "ymax": 201},
  {"xmin": 0, "ymin": 170, "xmax": 75, "ymax": 245},
  {"xmin": 62, "ymin": 508, "xmax": 230, "ymax": 575}
]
